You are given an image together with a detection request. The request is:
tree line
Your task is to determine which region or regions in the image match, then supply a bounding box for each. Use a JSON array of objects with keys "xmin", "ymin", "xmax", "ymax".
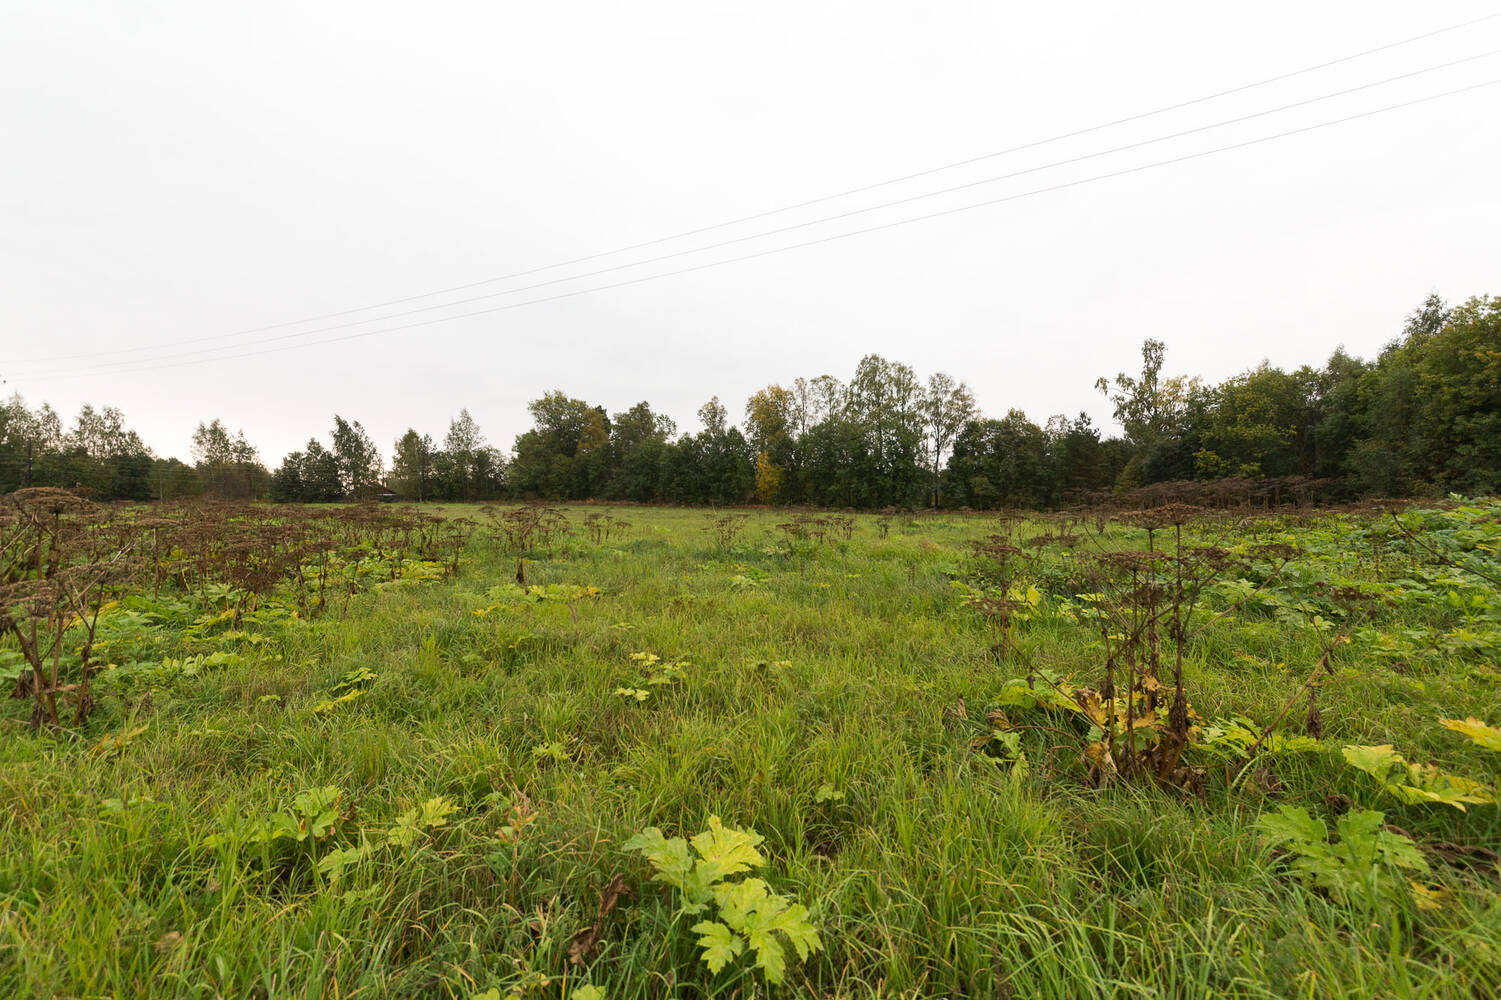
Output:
[{"xmin": 2, "ymin": 293, "xmax": 1495, "ymax": 506}]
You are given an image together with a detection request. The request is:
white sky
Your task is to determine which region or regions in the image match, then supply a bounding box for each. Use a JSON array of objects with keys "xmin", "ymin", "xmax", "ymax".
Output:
[{"xmin": 3, "ymin": 1, "xmax": 1499, "ymax": 464}]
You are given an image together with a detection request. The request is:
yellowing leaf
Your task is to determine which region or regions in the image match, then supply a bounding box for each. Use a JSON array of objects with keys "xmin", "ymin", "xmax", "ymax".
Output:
[
  {"xmin": 712, "ymin": 877, "xmax": 773, "ymax": 926},
  {"xmin": 312, "ymin": 688, "xmax": 365, "ymax": 714},
  {"xmin": 1342, "ymin": 744, "xmax": 1403, "ymax": 779},
  {"xmin": 1409, "ymin": 881, "xmax": 1449, "ymax": 911},
  {"xmin": 1439, "ymin": 716, "xmax": 1501, "ymax": 752},
  {"xmin": 1342, "ymin": 744, "xmax": 1496, "ymax": 811},
  {"xmin": 690, "ymin": 816, "xmax": 765, "ymax": 880},
  {"xmin": 622, "ymin": 827, "xmax": 693, "ymax": 892},
  {"xmin": 416, "ymin": 796, "xmax": 458, "ymax": 829},
  {"xmin": 625, "ymin": 816, "xmax": 818, "ymax": 986},
  {"xmin": 91, "ymin": 724, "xmax": 149, "ymax": 757}
]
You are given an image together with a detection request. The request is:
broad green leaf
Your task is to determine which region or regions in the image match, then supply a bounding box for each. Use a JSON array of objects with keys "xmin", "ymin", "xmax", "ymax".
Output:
[
  {"xmin": 388, "ymin": 796, "xmax": 459, "ymax": 848},
  {"xmin": 689, "ymin": 920, "xmax": 744, "ymax": 974},
  {"xmin": 745, "ymin": 925, "xmax": 788, "ymax": 984},
  {"xmin": 756, "ymin": 901, "xmax": 822, "ymax": 960},
  {"xmin": 1258, "ymin": 803, "xmax": 1431, "ymax": 907},
  {"xmin": 1333, "ymin": 808, "xmax": 1385, "ymax": 842},
  {"xmin": 814, "ymin": 783, "xmax": 844, "ymax": 804},
  {"xmin": 292, "ymin": 786, "xmax": 343, "ymax": 839},
  {"xmin": 1342, "ymin": 744, "xmax": 1404, "ymax": 782},
  {"xmin": 318, "ymin": 839, "xmax": 375, "ymax": 880},
  {"xmin": 1255, "ymin": 805, "xmax": 1326, "ymax": 850},
  {"xmin": 1200, "ymin": 718, "xmax": 1322, "ymax": 756},
  {"xmin": 293, "ymin": 786, "xmax": 342, "ymax": 813},
  {"xmin": 1330, "ymin": 810, "xmax": 1429, "ymax": 875},
  {"xmin": 994, "ymin": 678, "xmax": 1079, "ymax": 715},
  {"xmin": 620, "ymin": 825, "xmax": 669, "ymax": 855},
  {"xmin": 624, "ymin": 816, "xmax": 819, "ymax": 985},
  {"xmin": 1373, "ymin": 829, "xmax": 1430, "ymax": 874},
  {"xmin": 262, "ymin": 813, "xmax": 303, "ymax": 843},
  {"xmin": 1262, "ymin": 731, "xmax": 1324, "ymax": 754},
  {"xmin": 715, "ymin": 879, "xmax": 821, "ymax": 983},
  {"xmin": 386, "ymin": 817, "xmax": 421, "ymax": 848},
  {"xmin": 678, "ymin": 863, "xmax": 725, "ymax": 911}
]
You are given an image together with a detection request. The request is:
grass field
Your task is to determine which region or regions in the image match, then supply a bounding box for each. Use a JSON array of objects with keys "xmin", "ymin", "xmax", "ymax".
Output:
[{"xmin": 2, "ymin": 502, "xmax": 1500, "ymax": 998}]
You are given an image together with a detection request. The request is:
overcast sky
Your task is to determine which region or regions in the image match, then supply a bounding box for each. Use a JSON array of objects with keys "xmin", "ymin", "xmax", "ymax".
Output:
[{"xmin": 3, "ymin": 1, "xmax": 1498, "ymax": 464}]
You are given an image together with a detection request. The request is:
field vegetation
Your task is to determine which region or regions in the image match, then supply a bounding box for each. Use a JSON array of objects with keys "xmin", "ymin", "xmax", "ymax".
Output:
[{"xmin": 1, "ymin": 490, "xmax": 1499, "ymax": 997}]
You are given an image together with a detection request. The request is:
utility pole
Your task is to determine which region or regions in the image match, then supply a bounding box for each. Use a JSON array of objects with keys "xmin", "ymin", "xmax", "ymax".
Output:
[{"xmin": 23, "ymin": 439, "xmax": 31, "ymax": 487}]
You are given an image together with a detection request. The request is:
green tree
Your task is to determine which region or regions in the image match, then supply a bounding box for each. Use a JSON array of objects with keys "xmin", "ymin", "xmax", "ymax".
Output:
[
  {"xmin": 1192, "ymin": 364, "xmax": 1311, "ymax": 480},
  {"xmin": 191, "ymin": 419, "xmax": 264, "ymax": 499},
  {"xmin": 1096, "ymin": 339, "xmax": 1199, "ymax": 452},
  {"xmin": 1412, "ymin": 295, "xmax": 1501, "ymax": 493},
  {"xmin": 510, "ymin": 392, "xmax": 610, "ymax": 499},
  {"xmin": 436, "ymin": 409, "xmax": 493, "ymax": 500},
  {"xmin": 944, "ymin": 410, "xmax": 1051, "ymax": 509},
  {"xmin": 390, "ymin": 429, "xmax": 435, "ymax": 501},
  {"xmin": 148, "ymin": 457, "xmax": 201, "ymax": 500},
  {"xmin": 607, "ymin": 401, "xmax": 674, "ymax": 501},
  {"xmin": 272, "ymin": 439, "xmax": 343, "ymax": 502},
  {"xmin": 1046, "ymin": 413, "xmax": 1111, "ymax": 501},
  {"xmin": 922, "ymin": 372, "xmax": 977, "ymax": 506},
  {"xmin": 846, "ymin": 355, "xmax": 926, "ymax": 505},
  {"xmin": 330, "ymin": 416, "xmax": 382, "ymax": 498},
  {"xmin": 745, "ymin": 385, "xmax": 796, "ymax": 503}
]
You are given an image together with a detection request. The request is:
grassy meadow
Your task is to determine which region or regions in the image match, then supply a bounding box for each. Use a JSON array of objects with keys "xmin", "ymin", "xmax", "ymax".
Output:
[{"xmin": 2, "ymin": 501, "xmax": 1500, "ymax": 998}]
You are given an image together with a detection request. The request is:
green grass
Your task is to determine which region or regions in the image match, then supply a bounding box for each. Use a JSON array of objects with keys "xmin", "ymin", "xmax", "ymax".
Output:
[{"xmin": 2, "ymin": 504, "xmax": 1499, "ymax": 998}]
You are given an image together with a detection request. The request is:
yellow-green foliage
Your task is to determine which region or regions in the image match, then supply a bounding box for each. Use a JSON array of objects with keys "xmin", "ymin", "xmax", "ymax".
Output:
[
  {"xmin": 1341, "ymin": 744, "xmax": 1496, "ymax": 811},
  {"xmin": 1440, "ymin": 716, "xmax": 1501, "ymax": 752},
  {"xmin": 624, "ymin": 816, "xmax": 822, "ymax": 984}
]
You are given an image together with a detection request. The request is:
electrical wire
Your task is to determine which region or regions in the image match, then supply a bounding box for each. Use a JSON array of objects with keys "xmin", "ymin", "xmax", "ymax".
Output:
[
  {"xmin": 10, "ymin": 10, "xmax": 1499, "ymax": 366},
  {"xmin": 19, "ymin": 76, "xmax": 1498, "ymax": 384},
  {"xmin": 10, "ymin": 48, "xmax": 1499, "ymax": 378}
]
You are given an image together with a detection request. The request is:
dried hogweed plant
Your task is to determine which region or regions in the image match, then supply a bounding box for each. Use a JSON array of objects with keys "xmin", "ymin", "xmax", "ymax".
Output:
[
  {"xmin": 1063, "ymin": 504, "xmax": 1301, "ymax": 794},
  {"xmin": 0, "ymin": 490, "xmax": 139, "ymax": 728}
]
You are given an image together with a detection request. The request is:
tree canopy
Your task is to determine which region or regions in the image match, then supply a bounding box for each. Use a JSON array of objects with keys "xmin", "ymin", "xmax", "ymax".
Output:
[{"xmin": 5, "ymin": 293, "xmax": 1496, "ymax": 506}]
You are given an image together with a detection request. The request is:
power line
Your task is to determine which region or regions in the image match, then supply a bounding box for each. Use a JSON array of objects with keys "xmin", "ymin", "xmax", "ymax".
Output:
[
  {"xmin": 21, "ymin": 76, "xmax": 1498, "ymax": 385},
  {"xmin": 10, "ymin": 10, "xmax": 1499, "ymax": 366},
  {"xmin": 12, "ymin": 49, "xmax": 1499, "ymax": 379}
]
